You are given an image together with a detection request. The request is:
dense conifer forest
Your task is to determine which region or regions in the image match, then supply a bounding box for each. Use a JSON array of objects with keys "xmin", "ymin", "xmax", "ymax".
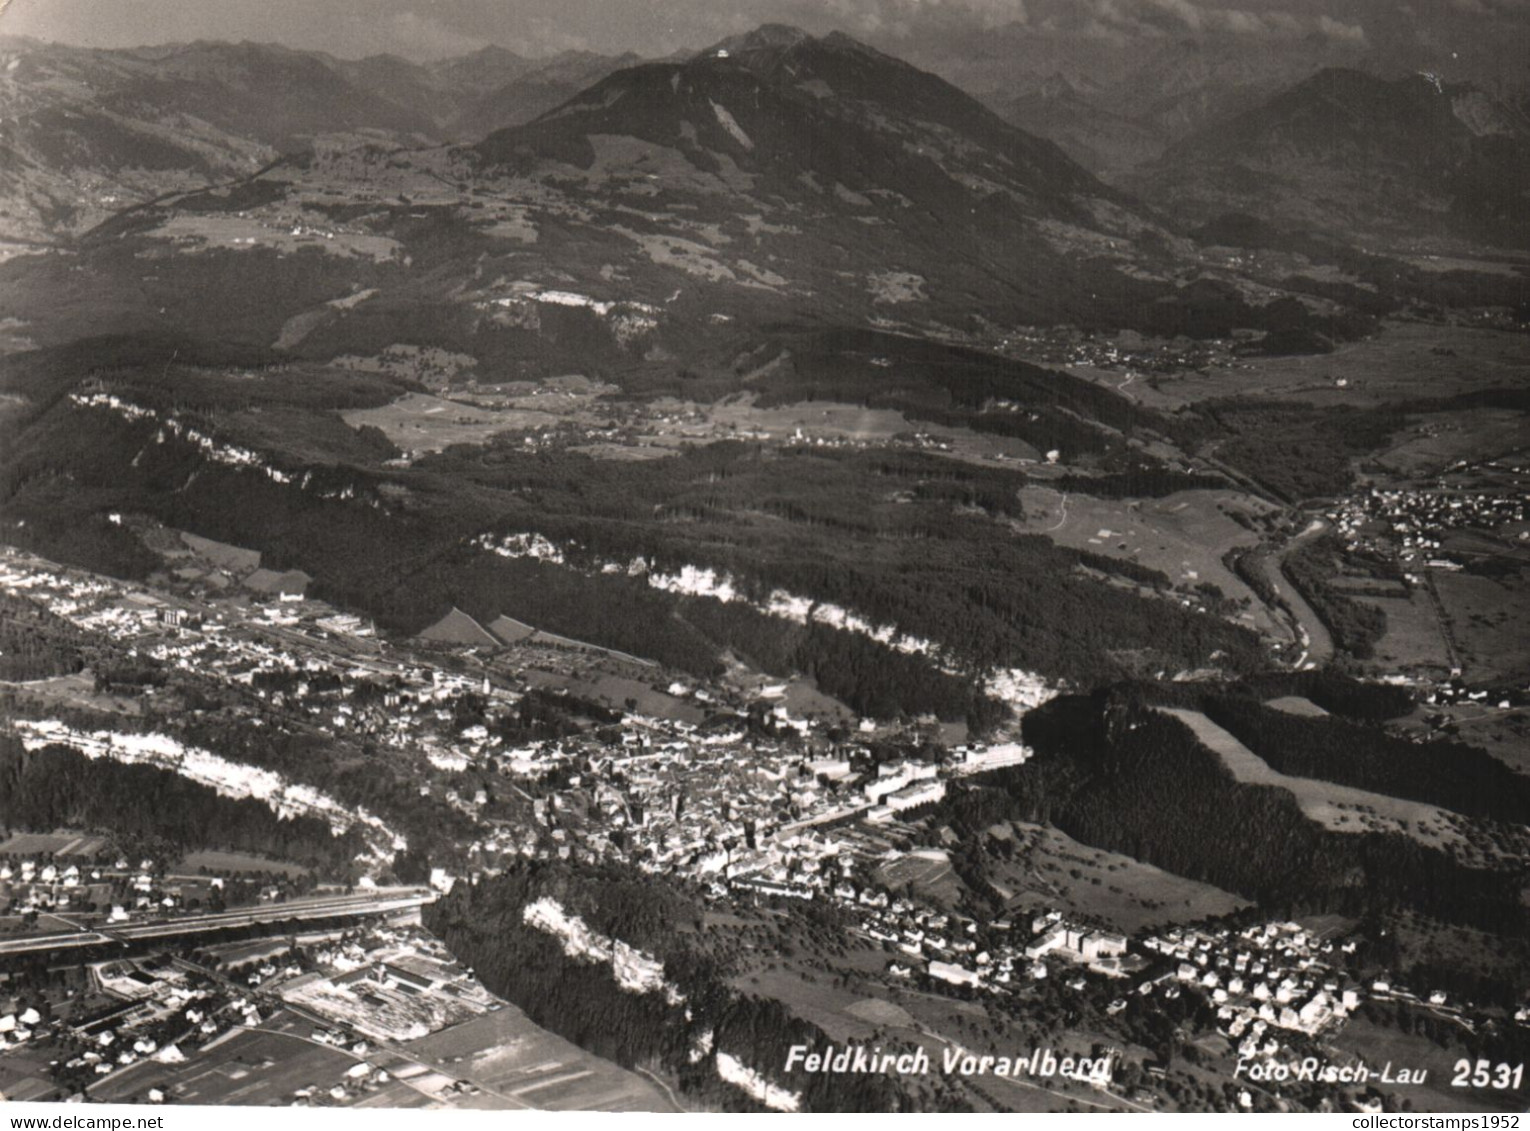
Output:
[{"xmin": 0, "ymin": 734, "xmax": 365, "ymax": 873}]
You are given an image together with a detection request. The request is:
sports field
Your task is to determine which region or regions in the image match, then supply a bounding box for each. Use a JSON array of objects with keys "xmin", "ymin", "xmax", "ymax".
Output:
[{"xmin": 0, "ymin": 831, "xmax": 110, "ymax": 857}]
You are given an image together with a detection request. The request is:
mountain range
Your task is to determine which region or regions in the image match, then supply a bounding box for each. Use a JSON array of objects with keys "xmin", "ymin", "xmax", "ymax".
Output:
[
  {"xmin": 967, "ymin": 34, "xmax": 1380, "ymax": 179},
  {"xmin": 3, "ymin": 27, "xmax": 1528, "ymax": 258},
  {"xmin": 0, "ymin": 22, "xmax": 1523, "ymax": 384},
  {"xmin": 0, "ymin": 23, "xmax": 1406, "ymax": 377},
  {"xmin": 0, "ymin": 35, "xmax": 636, "ymax": 243},
  {"xmin": 0, "ymin": 24, "xmax": 1528, "ymax": 1113},
  {"xmin": 1135, "ymin": 67, "xmax": 1530, "ymax": 250}
]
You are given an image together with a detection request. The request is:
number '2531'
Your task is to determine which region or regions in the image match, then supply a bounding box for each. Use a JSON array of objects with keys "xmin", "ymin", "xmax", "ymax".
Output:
[{"xmin": 1451, "ymin": 1059, "xmax": 1525, "ymax": 1090}]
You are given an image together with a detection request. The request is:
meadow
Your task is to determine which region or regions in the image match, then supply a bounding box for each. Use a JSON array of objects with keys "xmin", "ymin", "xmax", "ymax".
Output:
[
  {"xmin": 403, "ymin": 1003, "xmax": 674, "ymax": 1111},
  {"xmin": 1159, "ymin": 707, "xmax": 1469, "ymax": 850},
  {"xmin": 981, "ymin": 820, "xmax": 1249, "ymax": 934}
]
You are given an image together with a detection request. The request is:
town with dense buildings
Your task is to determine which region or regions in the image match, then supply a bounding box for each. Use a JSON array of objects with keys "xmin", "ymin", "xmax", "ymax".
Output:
[{"xmin": 1, "ymin": 533, "xmax": 1525, "ymax": 1113}]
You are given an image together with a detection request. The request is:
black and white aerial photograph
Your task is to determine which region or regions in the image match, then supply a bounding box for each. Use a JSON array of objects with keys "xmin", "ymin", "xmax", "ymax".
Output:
[{"xmin": 0, "ymin": 0, "xmax": 1526, "ymax": 1117}]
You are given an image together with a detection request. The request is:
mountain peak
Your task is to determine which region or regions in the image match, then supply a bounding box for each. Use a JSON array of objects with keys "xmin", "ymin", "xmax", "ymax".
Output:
[
  {"xmin": 819, "ymin": 29, "xmax": 885, "ymax": 56},
  {"xmin": 705, "ymin": 24, "xmax": 816, "ymax": 57}
]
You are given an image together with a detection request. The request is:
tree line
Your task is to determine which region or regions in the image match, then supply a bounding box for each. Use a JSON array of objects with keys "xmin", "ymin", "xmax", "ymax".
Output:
[{"xmin": 0, "ymin": 735, "xmax": 365, "ymax": 875}]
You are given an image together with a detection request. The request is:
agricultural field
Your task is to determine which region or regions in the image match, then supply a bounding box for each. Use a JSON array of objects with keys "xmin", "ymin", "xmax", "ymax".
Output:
[
  {"xmin": 981, "ymin": 821, "xmax": 1249, "ymax": 935},
  {"xmin": 1403, "ymin": 253, "xmax": 1525, "ymax": 277},
  {"xmin": 345, "ymin": 1082, "xmax": 436, "ymax": 1109},
  {"xmin": 1384, "ymin": 909, "xmax": 1530, "ymax": 1015},
  {"xmin": 181, "ymin": 532, "xmax": 262, "ymax": 575},
  {"xmin": 1354, "ymin": 591, "xmax": 1454, "ymax": 677},
  {"xmin": 1433, "ymin": 570, "xmax": 1530, "ymax": 684},
  {"xmin": 737, "ymin": 964, "xmax": 899, "ymax": 1046},
  {"xmin": 0, "ymin": 1049, "xmax": 62, "ymax": 1101},
  {"xmin": 776, "ymin": 678, "xmax": 857, "ymax": 727},
  {"xmin": 1371, "ymin": 409, "xmax": 1530, "ymax": 478},
  {"xmin": 0, "ymin": 669, "xmax": 143, "ymax": 715},
  {"xmin": 719, "ymin": 917, "xmax": 1145, "ymax": 1111},
  {"xmin": 1264, "ymin": 696, "xmax": 1328, "ymax": 717},
  {"xmin": 1427, "ymin": 705, "xmax": 1530, "ymax": 776},
  {"xmin": 878, "ymin": 990, "xmax": 1149, "ymax": 1113},
  {"xmin": 0, "ymin": 831, "xmax": 110, "ymax": 857},
  {"xmin": 877, "ymin": 848, "xmax": 968, "ymax": 908},
  {"xmin": 1159, "ymin": 708, "xmax": 1470, "ymax": 850},
  {"xmin": 334, "ymin": 345, "xmax": 479, "ymax": 391},
  {"xmin": 456, "ymin": 374, "xmax": 624, "ymax": 411},
  {"xmin": 176, "ymin": 850, "xmax": 311, "ymax": 878},
  {"xmin": 634, "ymin": 397, "xmax": 1045, "ymax": 467},
  {"xmin": 1329, "ymin": 1018, "xmax": 1517, "ymax": 1115},
  {"xmin": 152, "ymin": 214, "xmax": 402, "ymax": 262},
  {"xmin": 1129, "ymin": 321, "xmax": 1530, "ymax": 410},
  {"xmin": 340, "ymin": 392, "xmax": 564, "ymax": 457},
  {"xmin": 1012, "ymin": 488, "xmax": 1285, "ymax": 638},
  {"xmin": 402, "ymin": 1003, "xmax": 675, "ymax": 1111},
  {"xmin": 519, "ymin": 666, "xmax": 703, "ymax": 724},
  {"xmin": 842, "ymin": 996, "xmax": 918, "ymax": 1028},
  {"xmin": 89, "ymin": 1024, "xmax": 357, "ymax": 1106}
]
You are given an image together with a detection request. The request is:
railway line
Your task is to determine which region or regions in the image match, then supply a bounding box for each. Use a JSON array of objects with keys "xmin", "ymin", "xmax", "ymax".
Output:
[{"xmin": 0, "ymin": 888, "xmax": 433, "ymax": 959}]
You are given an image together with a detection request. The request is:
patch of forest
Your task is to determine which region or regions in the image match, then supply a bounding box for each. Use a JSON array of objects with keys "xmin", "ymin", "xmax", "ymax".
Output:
[
  {"xmin": 0, "ymin": 389, "xmax": 1264, "ymax": 720},
  {"xmin": 933, "ymin": 693, "xmax": 1530, "ymax": 942},
  {"xmin": 1201, "ymin": 696, "xmax": 1530, "ymax": 825},
  {"xmin": 1051, "ymin": 467, "xmax": 1230, "ymax": 499},
  {"xmin": 1111, "ymin": 669, "xmax": 1415, "ymax": 722},
  {"xmin": 0, "ymin": 735, "xmax": 364, "ymax": 874},
  {"xmin": 0, "ymin": 593, "xmax": 87, "ymax": 681},
  {"xmin": 743, "ymin": 327, "xmax": 1156, "ymax": 459},
  {"xmin": 168, "ymin": 713, "xmax": 483, "ymax": 870},
  {"xmin": 677, "ymin": 601, "xmax": 1009, "ymax": 730},
  {"xmin": 424, "ymin": 859, "xmax": 923, "ymax": 1112},
  {"xmin": 0, "ymin": 691, "xmax": 480, "ymax": 872},
  {"xmin": 1220, "ymin": 669, "xmax": 1413, "ymax": 720},
  {"xmin": 1190, "ymin": 400, "xmax": 1407, "ymax": 501},
  {"xmin": 1194, "ymin": 214, "xmax": 1530, "ymax": 314},
  {"xmin": 418, "ymin": 441, "xmax": 1263, "ymax": 683}
]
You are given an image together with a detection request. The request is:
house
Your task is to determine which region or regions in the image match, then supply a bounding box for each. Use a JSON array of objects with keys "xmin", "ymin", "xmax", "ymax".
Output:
[
  {"xmin": 928, "ymin": 961, "xmax": 982, "ymax": 988},
  {"xmin": 885, "ymin": 780, "xmax": 946, "ymax": 812}
]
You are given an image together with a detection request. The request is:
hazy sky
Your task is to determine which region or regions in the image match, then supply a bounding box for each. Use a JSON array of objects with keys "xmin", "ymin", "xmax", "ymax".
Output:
[{"xmin": 1, "ymin": 0, "xmax": 1525, "ymax": 63}]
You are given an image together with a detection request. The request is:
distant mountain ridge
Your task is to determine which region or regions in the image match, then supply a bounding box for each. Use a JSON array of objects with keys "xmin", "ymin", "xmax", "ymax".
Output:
[
  {"xmin": 2, "ymin": 23, "xmax": 1394, "ymax": 370},
  {"xmin": 1132, "ymin": 66, "xmax": 1530, "ymax": 248},
  {"xmin": 894, "ymin": 16, "xmax": 1529, "ymax": 185},
  {"xmin": 0, "ymin": 35, "xmax": 637, "ymax": 242},
  {"xmin": 0, "ymin": 23, "xmax": 1515, "ymax": 371},
  {"xmin": 938, "ymin": 33, "xmax": 1381, "ymax": 178}
]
